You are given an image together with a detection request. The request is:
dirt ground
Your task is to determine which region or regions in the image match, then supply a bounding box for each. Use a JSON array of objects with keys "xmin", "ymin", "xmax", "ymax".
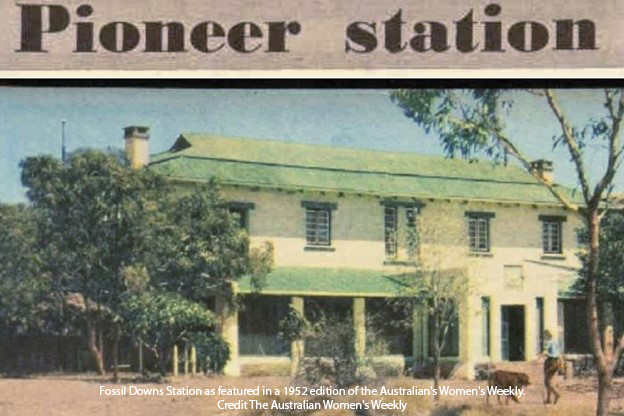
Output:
[{"xmin": 0, "ymin": 373, "xmax": 622, "ymax": 416}]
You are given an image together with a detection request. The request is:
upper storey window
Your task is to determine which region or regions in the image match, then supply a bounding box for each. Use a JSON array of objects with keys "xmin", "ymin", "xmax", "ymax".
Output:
[
  {"xmin": 465, "ymin": 211, "xmax": 495, "ymax": 253},
  {"xmin": 382, "ymin": 200, "xmax": 423, "ymax": 261},
  {"xmin": 384, "ymin": 206, "xmax": 398, "ymax": 258},
  {"xmin": 540, "ymin": 215, "xmax": 566, "ymax": 254},
  {"xmin": 227, "ymin": 202, "xmax": 255, "ymax": 230},
  {"xmin": 301, "ymin": 201, "xmax": 337, "ymax": 248}
]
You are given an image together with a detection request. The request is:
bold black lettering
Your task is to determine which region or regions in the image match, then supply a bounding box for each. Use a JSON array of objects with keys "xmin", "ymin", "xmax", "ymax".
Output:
[
  {"xmin": 190, "ymin": 22, "xmax": 225, "ymax": 53},
  {"xmin": 265, "ymin": 21, "xmax": 301, "ymax": 52},
  {"xmin": 99, "ymin": 22, "xmax": 141, "ymax": 52},
  {"xmin": 554, "ymin": 19, "xmax": 596, "ymax": 50},
  {"xmin": 228, "ymin": 22, "xmax": 262, "ymax": 53},
  {"xmin": 410, "ymin": 22, "xmax": 449, "ymax": 52},
  {"xmin": 384, "ymin": 10, "xmax": 406, "ymax": 53},
  {"xmin": 18, "ymin": 4, "xmax": 70, "ymax": 52},
  {"xmin": 74, "ymin": 4, "xmax": 95, "ymax": 52},
  {"xmin": 144, "ymin": 22, "xmax": 185, "ymax": 52},
  {"xmin": 345, "ymin": 22, "xmax": 377, "ymax": 53},
  {"xmin": 482, "ymin": 4, "xmax": 504, "ymax": 52},
  {"xmin": 508, "ymin": 21, "xmax": 548, "ymax": 52},
  {"xmin": 455, "ymin": 10, "xmax": 478, "ymax": 53}
]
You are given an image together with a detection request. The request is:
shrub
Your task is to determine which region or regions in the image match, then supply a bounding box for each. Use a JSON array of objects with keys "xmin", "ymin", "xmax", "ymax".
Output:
[
  {"xmin": 292, "ymin": 313, "xmax": 384, "ymax": 389},
  {"xmin": 189, "ymin": 332, "xmax": 230, "ymax": 374}
]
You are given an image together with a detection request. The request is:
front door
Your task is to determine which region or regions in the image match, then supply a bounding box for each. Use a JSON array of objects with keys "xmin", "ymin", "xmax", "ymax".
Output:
[{"xmin": 501, "ymin": 305, "xmax": 525, "ymax": 361}]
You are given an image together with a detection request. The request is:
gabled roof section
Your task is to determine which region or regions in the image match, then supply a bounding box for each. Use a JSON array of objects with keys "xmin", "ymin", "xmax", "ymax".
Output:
[{"xmin": 149, "ymin": 134, "xmax": 582, "ymax": 206}]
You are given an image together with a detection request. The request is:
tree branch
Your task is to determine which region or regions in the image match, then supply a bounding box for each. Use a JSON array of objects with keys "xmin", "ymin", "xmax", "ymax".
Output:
[
  {"xmin": 594, "ymin": 89, "xmax": 624, "ymax": 203},
  {"xmin": 460, "ymin": 101, "xmax": 582, "ymax": 212},
  {"xmin": 544, "ymin": 89, "xmax": 592, "ymax": 205}
]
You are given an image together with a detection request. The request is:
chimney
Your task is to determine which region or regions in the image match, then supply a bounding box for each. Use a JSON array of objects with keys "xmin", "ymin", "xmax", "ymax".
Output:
[
  {"xmin": 530, "ymin": 159, "xmax": 554, "ymax": 184},
  {"xmin": 124, "ymin": 126, "xmax": 150, "ymax": 169}
]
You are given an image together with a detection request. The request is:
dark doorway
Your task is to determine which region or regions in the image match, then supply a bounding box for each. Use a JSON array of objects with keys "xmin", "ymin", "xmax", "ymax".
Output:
[
  {"xmin": 559, "ymin": 299, "xmax": 591, "ymax": 354},
  {"xmin": 501, "ymin": 305, "xmax": 525, "ymax": 361}
]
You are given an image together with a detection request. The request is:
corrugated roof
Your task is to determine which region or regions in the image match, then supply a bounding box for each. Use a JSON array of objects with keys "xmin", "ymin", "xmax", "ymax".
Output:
[
  {"xmin": 149, "ymin": 134, "xmax": 582, "ymax": 205},
  {"xmin": 237, "ymin": 267, "xmax": 407, "ymax": 297}
]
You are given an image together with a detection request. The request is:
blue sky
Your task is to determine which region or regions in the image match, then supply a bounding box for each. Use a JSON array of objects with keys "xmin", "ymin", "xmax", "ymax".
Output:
[{"xmin": 1, "ymin": 87, "xmax": 622, "ymax": 203}]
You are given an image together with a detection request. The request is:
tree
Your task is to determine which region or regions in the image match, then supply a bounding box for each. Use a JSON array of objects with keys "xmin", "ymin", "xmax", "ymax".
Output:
[
  {"xmin": 19, "ymin": 150, "xmax": 273, "ymax": 376},
  {"xmin": 574, "ymin": 209, "xmax": 624, "ymax": 349},
  {"xmin": 390, "ymin": 217, "xmax": 470, "ymax": 397},
  {"xmin": 391, "ymin": 88, "xmax": 624, "ymax": 415},
  {"xmin": 20, "ymin": 151, "xmax": 163, "ymax": 374}
]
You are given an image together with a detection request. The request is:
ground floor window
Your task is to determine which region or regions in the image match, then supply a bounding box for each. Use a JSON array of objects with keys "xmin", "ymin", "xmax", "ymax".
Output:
[
  {"xmin": 239, "ymin": 295, "xmax": 290, "ymax": 356},
  {"xmin": 365, "ymin": 298, "xmax": 412, "ymax": 356}
]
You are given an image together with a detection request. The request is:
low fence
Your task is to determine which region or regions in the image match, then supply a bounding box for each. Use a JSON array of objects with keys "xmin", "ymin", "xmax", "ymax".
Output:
[{"xmin": 0, "ymin": 335, "xmax": 154, "ymax": 375}]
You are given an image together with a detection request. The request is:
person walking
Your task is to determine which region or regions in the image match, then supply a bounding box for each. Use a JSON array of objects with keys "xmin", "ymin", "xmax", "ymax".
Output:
[{"xmin": 542, "ymin": 329, "xmax": 562, "ymax": 404}]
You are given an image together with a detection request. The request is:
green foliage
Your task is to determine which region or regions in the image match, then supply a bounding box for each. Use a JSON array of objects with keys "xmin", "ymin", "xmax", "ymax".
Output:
[
  {"xmin": 391, "ymin": 89, "xmax": 511, "ymax": 161},
  {"xmin": 277, "ymin": 306, "xmax": 307, "ymax": 344},
  {"xmin": 19, "ymin": 151, "xmax": 271, "ymax": 309},
  {"xmin": 20, "ymin": 151, "xmax": 166, "ymax": 309},
  {"xmin": 0, "ymin": 204, "xmax": 50, "ymax": 334},
  {"xmin": 189, "ymin": 332, "xmax": 230, "ymax": 374},
  {"xmin": 140, "ymin": 180, "xmax": 273, "ymax": 301},
  {"xmin": 121, "ymin": 292, "xmax": 216, "ymax": 374},
  {"xmin": 16, "ymin": 150, "xmax": 273, "ymax": 374}
]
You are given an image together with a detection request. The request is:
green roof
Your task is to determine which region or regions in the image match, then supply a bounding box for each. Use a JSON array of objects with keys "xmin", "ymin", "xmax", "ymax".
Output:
[
  {"xmin": 149, "ymin": 134, "xmax": 582, "ymax": 205},
  {"xmin": 237, "ymin": 267, "xmax": 407, "ymax": 297}
]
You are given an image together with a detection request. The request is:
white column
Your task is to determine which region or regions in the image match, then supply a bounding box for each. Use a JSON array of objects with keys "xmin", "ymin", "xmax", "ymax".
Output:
[
  {"xmin": 525, "ymin": 302, "xmax": 537, "ymax": 360},
  {"xmin": 459, "ymin": 296, "xmax": 476, "ymax": 380},
  {"xmin": 290, "ymin": 296, "xmax": 304, "ymax": 376},
  {"xmin": 172, "ymin": 345, "xmax": 179, "ymax": 377},
  {"xmin": 353, "ymin": 298, "xmax": 366, "ymax": 359},
  {"xmin": 490, "ymin": 297, "xmax": 502, "ymax": 362},
  {"xmin": 217, "ymin": 296, "xmax": 240, "ymax": 376},
  {"xmin": 544, "ymin": 293, "xmax": 559, "ymax": 349}
]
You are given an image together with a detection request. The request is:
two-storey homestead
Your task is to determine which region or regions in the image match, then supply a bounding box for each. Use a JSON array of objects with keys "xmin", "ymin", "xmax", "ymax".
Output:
[{"xmin": 123, "ymin": 126, "xmax": 588, "ymax": 378}]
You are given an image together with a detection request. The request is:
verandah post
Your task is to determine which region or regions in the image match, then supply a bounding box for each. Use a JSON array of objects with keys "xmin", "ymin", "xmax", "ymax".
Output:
[
  {"xmin": 353, "ymin": 298, "xmax": 366, "ymax": 359},
  {"xmin": 290, "ymin": 296, "xmax": 305, "ymax": 376},
  {"xmin": 172, "ymin": 345, "xmax": 178, "ymax": 377},
  {"xmin": 190, "ymin": 346, "xmax": 197, "ymax": 375},
  {"xmin": 183, "ymin": 343, "xmax": 189, "ymax": 375}
]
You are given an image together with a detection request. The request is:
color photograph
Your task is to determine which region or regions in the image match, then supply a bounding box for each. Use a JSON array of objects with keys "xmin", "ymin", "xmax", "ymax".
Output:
[{"xmin": 0, "ymin": 86, "xmax": 622, "ymax": 415}]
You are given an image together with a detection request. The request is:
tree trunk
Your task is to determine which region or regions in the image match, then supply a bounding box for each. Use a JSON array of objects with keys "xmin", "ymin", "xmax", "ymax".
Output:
[
  {"xmin": 596, "ymin": 372, "xmax": 612, "ymax": 416},
  {"xmin": 433, "ymin": 353, "xmax": 440, "ymax": 401},
  {"xmin": 113, "ymin": 324, "xmax": 119, "ymax": 382},
  {"xmin": 433, "ymin": 318, "xmax": 440, "ymax": 401},
  {"xmin": 586, "ymin": 210, "xmax": 611, "ymax": 416},
  {"xmin": 85, "ymin": 301, "xmax": 105, "ymax": 375},
  {"xmin": 157, "ymin": 347, "xmax": 168, "ymax": 376}
]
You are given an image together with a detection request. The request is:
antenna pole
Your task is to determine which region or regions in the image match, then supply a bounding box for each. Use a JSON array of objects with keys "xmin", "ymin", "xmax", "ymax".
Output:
[{"xmin": 61, "ymin": 119, "xmax": 67, "ymax": 162}]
